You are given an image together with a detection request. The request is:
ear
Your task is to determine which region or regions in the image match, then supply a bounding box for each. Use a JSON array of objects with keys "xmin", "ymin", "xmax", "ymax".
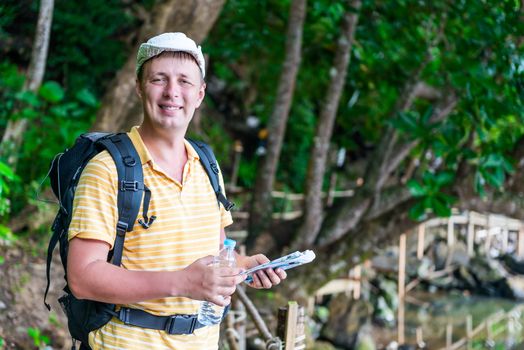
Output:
[
  {"xmin": 135, "ymin": 78, "xmax": 143, "ymax": 99},
  {"xmin": 195, "ymin": 83, "xmax": 206, "ymax": 109}
]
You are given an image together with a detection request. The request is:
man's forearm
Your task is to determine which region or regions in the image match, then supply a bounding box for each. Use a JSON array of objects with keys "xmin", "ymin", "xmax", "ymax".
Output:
[{"xmin": 69, "ymin": 259, "xmax": 185, "ymax": 304}]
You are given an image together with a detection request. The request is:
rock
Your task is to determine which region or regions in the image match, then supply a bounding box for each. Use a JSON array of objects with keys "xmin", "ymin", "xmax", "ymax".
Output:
[
  {"xmin": 312, "ymin": 340, "xmax": 337, "ymax": 350},
  {"xmin": 370, "ymin": 277, "xmax": 398, "ymax": 326},
  {"xmin": 0, "ymin": 300, "xmax": 6, "ymax": 310},
  {"xmin": 455, "ymin": 266, "xmax": 476, "ymax": 289},
  {"xmin": 448, "ymin": 242, "xmax": 469, "ymax": 267},
  {"xmin": 354, "ymin": 323, "xmax": 376, "ymax": 350},
  {"xmin": 321, "ymin": 295, "xmax": 372, "ymax": 349},
  {"xmin": 432, "ymin": 240, "xmax": 448, "ymax": 270},
  {"xmin": 506, "ymin": 275, "xmax": 524, "ymax": 299},
  {"xmin": 469, "ymin": 256, "xmax": 508, "ymax": 283},
  {"xmin": 416, "ymin": 257, "xmax": 433, "ymax": 279},
  {"xmin": 386, "ymin": 341, "xmax": 398, "ymax": 350},
  {"xmin": 501, "ymin": 254, "xmax": 524, "ymax": 274}
]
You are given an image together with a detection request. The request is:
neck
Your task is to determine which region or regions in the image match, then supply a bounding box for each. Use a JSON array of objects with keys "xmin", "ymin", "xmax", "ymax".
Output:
[{"xmin": 138, "ymin": 124, "xmax": 188, "ymax": 181}]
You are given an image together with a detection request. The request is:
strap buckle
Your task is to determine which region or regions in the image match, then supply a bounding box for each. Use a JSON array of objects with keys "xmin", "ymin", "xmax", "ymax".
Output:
[
  {"xmin": 116, "ymin": 221, "xmax": 128, "ymax": 235},
  {"xmin": 119, "ymin": 308, "xmax": 131, "ymax": 324},
  {"xmin": 121, "ymin": 180, "xmax": 139, "ymax": 191},
  {"xmin": 165, "ymin": 314, "xmax": 197, "ymax": 335}
]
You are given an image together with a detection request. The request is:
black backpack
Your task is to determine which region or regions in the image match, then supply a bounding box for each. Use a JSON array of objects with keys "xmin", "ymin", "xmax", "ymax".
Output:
[{"xmin": 44, "ymin": 132, "xmax": 234, "ymax": 350}]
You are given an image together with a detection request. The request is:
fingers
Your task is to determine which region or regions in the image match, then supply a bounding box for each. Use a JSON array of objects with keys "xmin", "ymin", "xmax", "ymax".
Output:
[
  {"xmin": 201, "ymin": 270, "xmax": 245, "ymax": 303},
  {"xmin": 196, "ymin": 255, "xmax": 216, "ymax": 266},
  {"xmin": 250, "ymin": 268, "xmax": 287, "ymax": 289}
]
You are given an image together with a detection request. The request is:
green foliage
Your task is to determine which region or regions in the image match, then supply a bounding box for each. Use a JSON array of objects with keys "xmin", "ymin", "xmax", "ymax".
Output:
[
  {"xmin": 407, "ymin": 170, "xmax": 457, "ymax": 220},
  {"xmin": 0, "ymin": 0, "xmax": 138, "ymax": 98},
  {"xmin": 0, "ymin": 0, "xmax": 521, "ymax": 236},
  {"xmin": 0, "ymin": 60, "xmax": 98, "ymax": 217},
  {"xmin": 27, "ymin": 327, "xmax": 49, "ymax": 348}
]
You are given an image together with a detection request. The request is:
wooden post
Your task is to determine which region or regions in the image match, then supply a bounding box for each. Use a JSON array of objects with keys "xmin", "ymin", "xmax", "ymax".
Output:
[
  {"xmin": 447, "ymin": 218, "xmax": 455, "ymax": 246},
  {"xmin": 236, "ymin": 245, "xmax": 247, "ymax": 350},
  {"xmin": 229, "ymin": 140, "xmax": 243, "ymax": 189},
  {"xmin": 417, "ymin": 224, "xmax": 425, "ymax": 260},
  {"xmin": 398, "ymin": 298, "xmax": 405, "ymax": 345},
  {"xmin": 486, "ymin": 319, "xmax": 492, "ymax": 342},
  {"xmin": 398, "ymin": 233, "xmax": 407, "ymax": 346},
  {"xmin": 295, "ymin": 307, "xmax": 306, "ymax": 350},
  {"xmin": 277, "ymin": 302, "xmax": 300, "ymax": 350},
  {"xmin": 518, "ymin": 225, "xmax": 524, "ymax": 258},
  {"xmin": 279, "ymin": 192, "xmax": 289, "ymax": 219},
  {"xmin": 466, "ymin": 314, "xmax": 473, "ymax": 350},
  {"xmin": 352, "ymin": 265, "xmax": 361, "ymax": 300},
  {"xmin": 326, "ymin": 172, "xmax": 337, "ymax": 207},
  {"xmin": 502, "ymin": 226, "xmax": 509, "ymax": 253},
  {"xmin": 398, "ymin": 233, "xmax": 407, "ymax": 299},
  {"xmin": 485, "ymin": 216, "xmax": 493, "ymax": 256},
  {"xmin": 446, "ymin": 323, "xmax": 453, "ymax": 348},
  {"xmin": 416, "ymin": 327, "xmax": 424, "ymax": 348},
  {"xmin": 467, "ymin": 220, "xmax": 475, "ymax": 257}
]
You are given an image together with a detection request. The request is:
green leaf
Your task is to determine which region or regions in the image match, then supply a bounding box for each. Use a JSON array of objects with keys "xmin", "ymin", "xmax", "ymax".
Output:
[
  {"xmin": 0, "ymin": 161, "xmax": 15, "ymax": 180},
  {"xmin": 502, "ymin": 158, "xmax": 514, "ymax": 173},
  {"xmin": 50, "ymin": 105, "xmax": 70, "ymax": 118},
  {"xmin": 474, "ymin": 172, "xmax": 486, "ymax": 197},
  {"xmin": 421, "ymin": 105, "xmax": 433, "ymax": 125},
  {"xmin": 15, "ymin": 90, "xmax": 40, "ymax": 107},
  {"xmin": 482, "ymin": 153, "xmax": 504, "ymax": 168},
  {"xmin": 409, "ymin": 201, "xmax": 426, "ymax": 221},
  {"xmin": 434, "ymin": 171, "xmax": 455, "ymax": 187},
  {"xmin": 407, "ymin": 180, "xmax": 426, "ymax": 197},
  {"xmin": 432, "ymin": 196, "xmax": 452, "ymax": 217},
  {"xmin": 76, "ymin": 88, "xmax": 99, "ymax": 107},
  {"xmin": 41, "ymin": 335, "xmax": 50, "ymax": 345},
  {"xmin": 482, "ymin": 168, "xmax": 505, "ymax": 188},
  {"xmin": 39, "ymin": 81, "xmax": 65, "ymax": 103}
]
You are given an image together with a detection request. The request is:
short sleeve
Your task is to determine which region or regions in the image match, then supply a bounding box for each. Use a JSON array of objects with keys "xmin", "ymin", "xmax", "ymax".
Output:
[{"xmin": 68, "ymin": 152, "xmax": 119, "ymax": 249}]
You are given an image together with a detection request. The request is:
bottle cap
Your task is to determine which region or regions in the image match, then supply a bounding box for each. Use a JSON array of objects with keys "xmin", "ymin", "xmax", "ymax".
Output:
[{"xmin": 224, "ymin": 238, "xmax": 236, "ymax": 248}]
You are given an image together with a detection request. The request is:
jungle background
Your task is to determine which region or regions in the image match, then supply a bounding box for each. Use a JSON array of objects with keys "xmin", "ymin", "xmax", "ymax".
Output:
[{"xmin": 0, "ymin": 0, "xmax": 523, "ymax": 349}]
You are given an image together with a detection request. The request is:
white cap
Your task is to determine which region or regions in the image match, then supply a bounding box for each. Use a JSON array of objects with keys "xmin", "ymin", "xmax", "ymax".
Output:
[{"xmin": 136, "ymin": 32, "xmax": 206, "ymax": 78}]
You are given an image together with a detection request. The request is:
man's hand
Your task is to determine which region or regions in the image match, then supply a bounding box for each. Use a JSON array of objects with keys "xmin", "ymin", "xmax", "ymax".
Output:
[
  {"xmin": 239, "ymin": 254, "xmax": 287, "ymax": 289},
  {"xmin": 181, "ymin": 256, "xmax": 246, "ymax": 306}
]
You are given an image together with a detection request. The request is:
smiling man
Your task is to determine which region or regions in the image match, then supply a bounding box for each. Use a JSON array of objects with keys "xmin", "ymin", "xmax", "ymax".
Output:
[{"xmin": 66, "ymin": 32, "xmax": 286, "ymax": 350}]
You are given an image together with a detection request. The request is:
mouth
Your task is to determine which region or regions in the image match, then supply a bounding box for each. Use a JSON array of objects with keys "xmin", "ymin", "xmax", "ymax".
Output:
[{"xmin": 159, "ymin": 104, "xmax": 183, "ymax": 111}]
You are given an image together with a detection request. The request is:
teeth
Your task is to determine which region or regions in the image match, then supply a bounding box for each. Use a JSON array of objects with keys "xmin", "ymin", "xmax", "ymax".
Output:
[{"xmin": 160, "ymin": 105, "xmax": 181, "ymax": 110}]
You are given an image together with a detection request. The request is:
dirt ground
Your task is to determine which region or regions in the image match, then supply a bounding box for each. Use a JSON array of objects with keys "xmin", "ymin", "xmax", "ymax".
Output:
[{"xmin": 0, "ymin": 243, "xmax": 70, "ymax": 350}]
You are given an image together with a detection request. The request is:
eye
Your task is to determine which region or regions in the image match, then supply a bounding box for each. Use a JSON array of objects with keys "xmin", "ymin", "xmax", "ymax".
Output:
[
  {"xmin": 150, "ymin": 77, "xmax": 166, "ymax": 84},
  {"xmin": 180, "ymin": 79, "xmax": 193, "ymax": 86}
]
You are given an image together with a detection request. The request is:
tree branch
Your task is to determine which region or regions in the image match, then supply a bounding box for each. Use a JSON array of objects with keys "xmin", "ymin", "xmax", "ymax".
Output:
[
  {"xmin": 293, "ymin": 0, "xmax": 361, "ymax": 249},
  {"xmin": 0, "ymin": 0, "xmax": 54, "ymax": 169},
  {"xmin": 248, "ymin": 0, "xmax": 307, "ymax": 245}
]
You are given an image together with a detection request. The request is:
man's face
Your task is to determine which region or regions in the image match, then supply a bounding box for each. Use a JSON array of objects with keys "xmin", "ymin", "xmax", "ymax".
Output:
[{"xmin": 136, "ymin": 53, "xmax": 205, "ymax": 133}]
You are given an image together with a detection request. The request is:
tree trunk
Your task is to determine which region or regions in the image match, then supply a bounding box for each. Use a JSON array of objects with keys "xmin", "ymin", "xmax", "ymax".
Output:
[
  {"xmin": 90, "ymin": 0, "xmax": 226, "ymax": 133},
  {"xmin": 0, "ymin": 0, "xmax": 54, "ymax": 167},
  {"xmin": 247, "ymin": 0, "xmax": 307, "ymax": 247},
  {"xmin": 293, "ymin": 0, "xmax": 361, "ymax": 249}
]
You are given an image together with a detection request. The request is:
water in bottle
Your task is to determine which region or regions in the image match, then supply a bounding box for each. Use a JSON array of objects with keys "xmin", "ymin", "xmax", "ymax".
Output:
[{"xmin": 197, "ymin": 238, "xmax": 237, "ymax": 326}]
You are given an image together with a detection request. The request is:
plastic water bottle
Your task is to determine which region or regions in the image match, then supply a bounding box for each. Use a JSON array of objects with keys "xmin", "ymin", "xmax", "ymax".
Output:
[{"xmin": 197, "ymin": 238, "xmax": 237, "ymax": 326}]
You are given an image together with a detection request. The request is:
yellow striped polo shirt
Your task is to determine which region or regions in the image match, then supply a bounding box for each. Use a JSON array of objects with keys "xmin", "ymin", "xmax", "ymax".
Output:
[{"xmin": 69, "ymin": 126, "xmax": 233, "ymax": 350}]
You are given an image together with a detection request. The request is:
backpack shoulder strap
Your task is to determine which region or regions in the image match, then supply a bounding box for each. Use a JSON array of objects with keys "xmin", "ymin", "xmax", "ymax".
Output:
[
  {"xmin": 98, "ymin": 133, "xmax": 145, "ymax": 266},
  {"xmin": 187, "ymin": 139, "xmax": 234, "ymax": 211}
]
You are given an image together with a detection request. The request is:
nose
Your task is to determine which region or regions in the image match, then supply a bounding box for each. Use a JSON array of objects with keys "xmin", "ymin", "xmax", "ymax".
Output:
[{"xmin": 163, "ymin": 80, "xmax": 180, "ymax": 99}]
